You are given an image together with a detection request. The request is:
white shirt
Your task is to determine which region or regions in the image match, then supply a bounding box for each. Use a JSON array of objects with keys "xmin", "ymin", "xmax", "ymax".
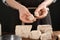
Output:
[
  {"xmin": 2, "ymin": 0, "xmax": 6, "ymax": 4},
  {"xmin": 2, "ymin": 0, "xmax": 8, "ymax": 5}
]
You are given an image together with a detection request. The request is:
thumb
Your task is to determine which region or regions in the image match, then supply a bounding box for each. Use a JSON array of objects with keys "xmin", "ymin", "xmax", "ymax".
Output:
[{"xmin": 25, "ymin": 10, "xmax": 32, "ymax": 16}]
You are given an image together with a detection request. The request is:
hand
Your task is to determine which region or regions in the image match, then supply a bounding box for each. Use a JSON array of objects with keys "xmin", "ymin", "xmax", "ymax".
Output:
[
  {"xmin": 19, "ymin": 5, "xmax": 36, "ymax": 23},
  {"xmin": 34, "ymin": 4, "xmax": 49, "ymax": 19}
]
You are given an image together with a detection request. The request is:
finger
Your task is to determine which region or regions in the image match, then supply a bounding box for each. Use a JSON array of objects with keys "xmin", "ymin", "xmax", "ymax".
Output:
[
  {"xmin": 38, "ymin": 8, "xmax": 48, "ymax": 19},
  {"xmin": 39, "ymin": 8, "xmax": 48, "ymax": 19},
  {"xmin": 35, "ymin": 6, "xmax": 43, "ymax": 13},
  {"xmin": 33, "ymin": 18, "xmax": 36, "ymax": 21},
  {"xmin": 27, "ymin": 14, "xmax": 36, "ymax": 22},
  {"xmin": 20, "ymin": 15, "xmax": 34, "ymax": 23},
  {"xmin": 34, "ymin": 7, "xmax": 43, "ymax": 17},
  {"xmin": 24, "ymin": 12, "xmax": 31, "ymax": 16},
  {"xmin": 25, "ymin": 10, "xmax": 32, "ymax": 16},
  {"xmin": 31, "ymin": 17, "xmax": 36, "ymax": 22},
  {"xmin": 34, "ymin": 9, "xmax": 42, "ymax": 18}
]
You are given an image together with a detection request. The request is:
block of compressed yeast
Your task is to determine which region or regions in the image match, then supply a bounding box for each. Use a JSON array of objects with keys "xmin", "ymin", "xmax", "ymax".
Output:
[
  {"xmin": 37, "ymin": 25, "xmax": 53, "ymax": 33},
  {"xmin": 35, "ymin": 12, "xmax": 39, "ymax": 17},
  {"xmin": 40, "ymin": 32, "xmax": 52, "ymax": 40},
  {"xmin": 15, "ymin": 25, "xmax": 32, "ymax": 38},
  {"xmin": 29, "ymin": 30, "xmax": 41, "ymax": 39},
  {"xmin": 28, "ymin": 14, "xmax": 35, "ymax": 21}
]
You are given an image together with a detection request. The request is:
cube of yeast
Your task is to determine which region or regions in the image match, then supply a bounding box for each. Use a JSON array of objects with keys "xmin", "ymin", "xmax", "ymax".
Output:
[
  {"xmin": 15, "ymin": 25, "xmax": 32, "ymax": 38},
  {"xmin": 40, "ymin": 32, "xmax": 52, "ymax": 40},
  {"xmin": 35, "ymin": 12, "xmax": 39, "ymax": 17},
  {"xmin": 29, "ymin": 30, "xmax": 41, "ymax": 39},
  {"xmin": 28, "ymin": 15, "xmax": 35, "ymax": 21},
  {"xmin": 37, "ymin": 25, "xmax": 53, "ymax": 33}
]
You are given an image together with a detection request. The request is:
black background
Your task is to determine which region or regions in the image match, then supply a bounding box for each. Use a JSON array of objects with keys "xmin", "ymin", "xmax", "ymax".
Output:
[
  {"xmin": 49, "ymin": 0, "xmax": 60, "ymax": 31},
  {"xmin": 0, "ymin": 0, "xmax": 60, "ymax": 31}
]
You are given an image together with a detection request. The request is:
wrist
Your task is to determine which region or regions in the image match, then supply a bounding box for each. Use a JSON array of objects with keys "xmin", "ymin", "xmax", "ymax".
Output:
[
  {"xmin": 17, "ymin": 4, "xmax": 24, "ymax": 10},
  {"xmin": 41, "ymin": 0, "xmax": 53, "ymax": 7},
  {"xmin": 40, "ymin": 2, "xmax": 48, "ymax": 7},
  {"xmin": 38, "ymin": 3, "xmax": 47, "ymax": 8}
]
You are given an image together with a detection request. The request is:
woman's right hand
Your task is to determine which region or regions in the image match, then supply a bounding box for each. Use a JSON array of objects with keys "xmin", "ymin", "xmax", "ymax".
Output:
[{"xmin": 19, "ymin": 5, "xmax": 36, "ymax": 23}]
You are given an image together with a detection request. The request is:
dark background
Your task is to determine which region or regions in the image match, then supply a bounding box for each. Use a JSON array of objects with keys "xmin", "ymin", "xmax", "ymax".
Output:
[
  {"xmin": 49, "ymin": 0, "xmax": 60, "ymax": 31},
  {"xmin": 0, "ymin": 0, "xmax": 60, "ymax": 31}
]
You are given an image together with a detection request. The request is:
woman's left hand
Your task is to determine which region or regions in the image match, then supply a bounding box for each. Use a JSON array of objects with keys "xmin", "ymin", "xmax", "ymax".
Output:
[{"xmin": 34, "ymin": 4, "xmax": 49, "ymax": 19}]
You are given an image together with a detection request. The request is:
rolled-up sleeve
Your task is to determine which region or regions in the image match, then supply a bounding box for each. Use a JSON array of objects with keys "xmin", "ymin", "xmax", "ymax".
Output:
[
  {"xmin": 2, "ymin": 0, "xmax": 6, "ymax": 4},
  {"xmin": 2, "ymin": 0, "xmax": 9, "ymax": 6},
  {"xmin": 53, "ymin": 0, "xmax": 57, "ymax": 3}
]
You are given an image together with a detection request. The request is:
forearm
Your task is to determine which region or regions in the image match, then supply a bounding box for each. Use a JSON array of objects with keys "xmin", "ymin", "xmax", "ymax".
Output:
[
  {"xmin": 6, "ymin": 0, "xmax": 23, "ymax": 10},
  {"xmin": 40, "ymin": 0, "xmax": 53, "ymax": 7}
]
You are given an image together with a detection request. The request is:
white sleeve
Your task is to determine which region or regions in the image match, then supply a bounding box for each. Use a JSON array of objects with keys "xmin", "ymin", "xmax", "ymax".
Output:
[
  {"xmin": 2, "ymin": 0, "xmax": 6, "ymax": 3},
  {"xmin": 2, "ymin": 0, "xmax": 9, "ymax": 6},
  {"xmin": 53, "ymin": 0, "xmax": 57, "ymax": 3}
]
